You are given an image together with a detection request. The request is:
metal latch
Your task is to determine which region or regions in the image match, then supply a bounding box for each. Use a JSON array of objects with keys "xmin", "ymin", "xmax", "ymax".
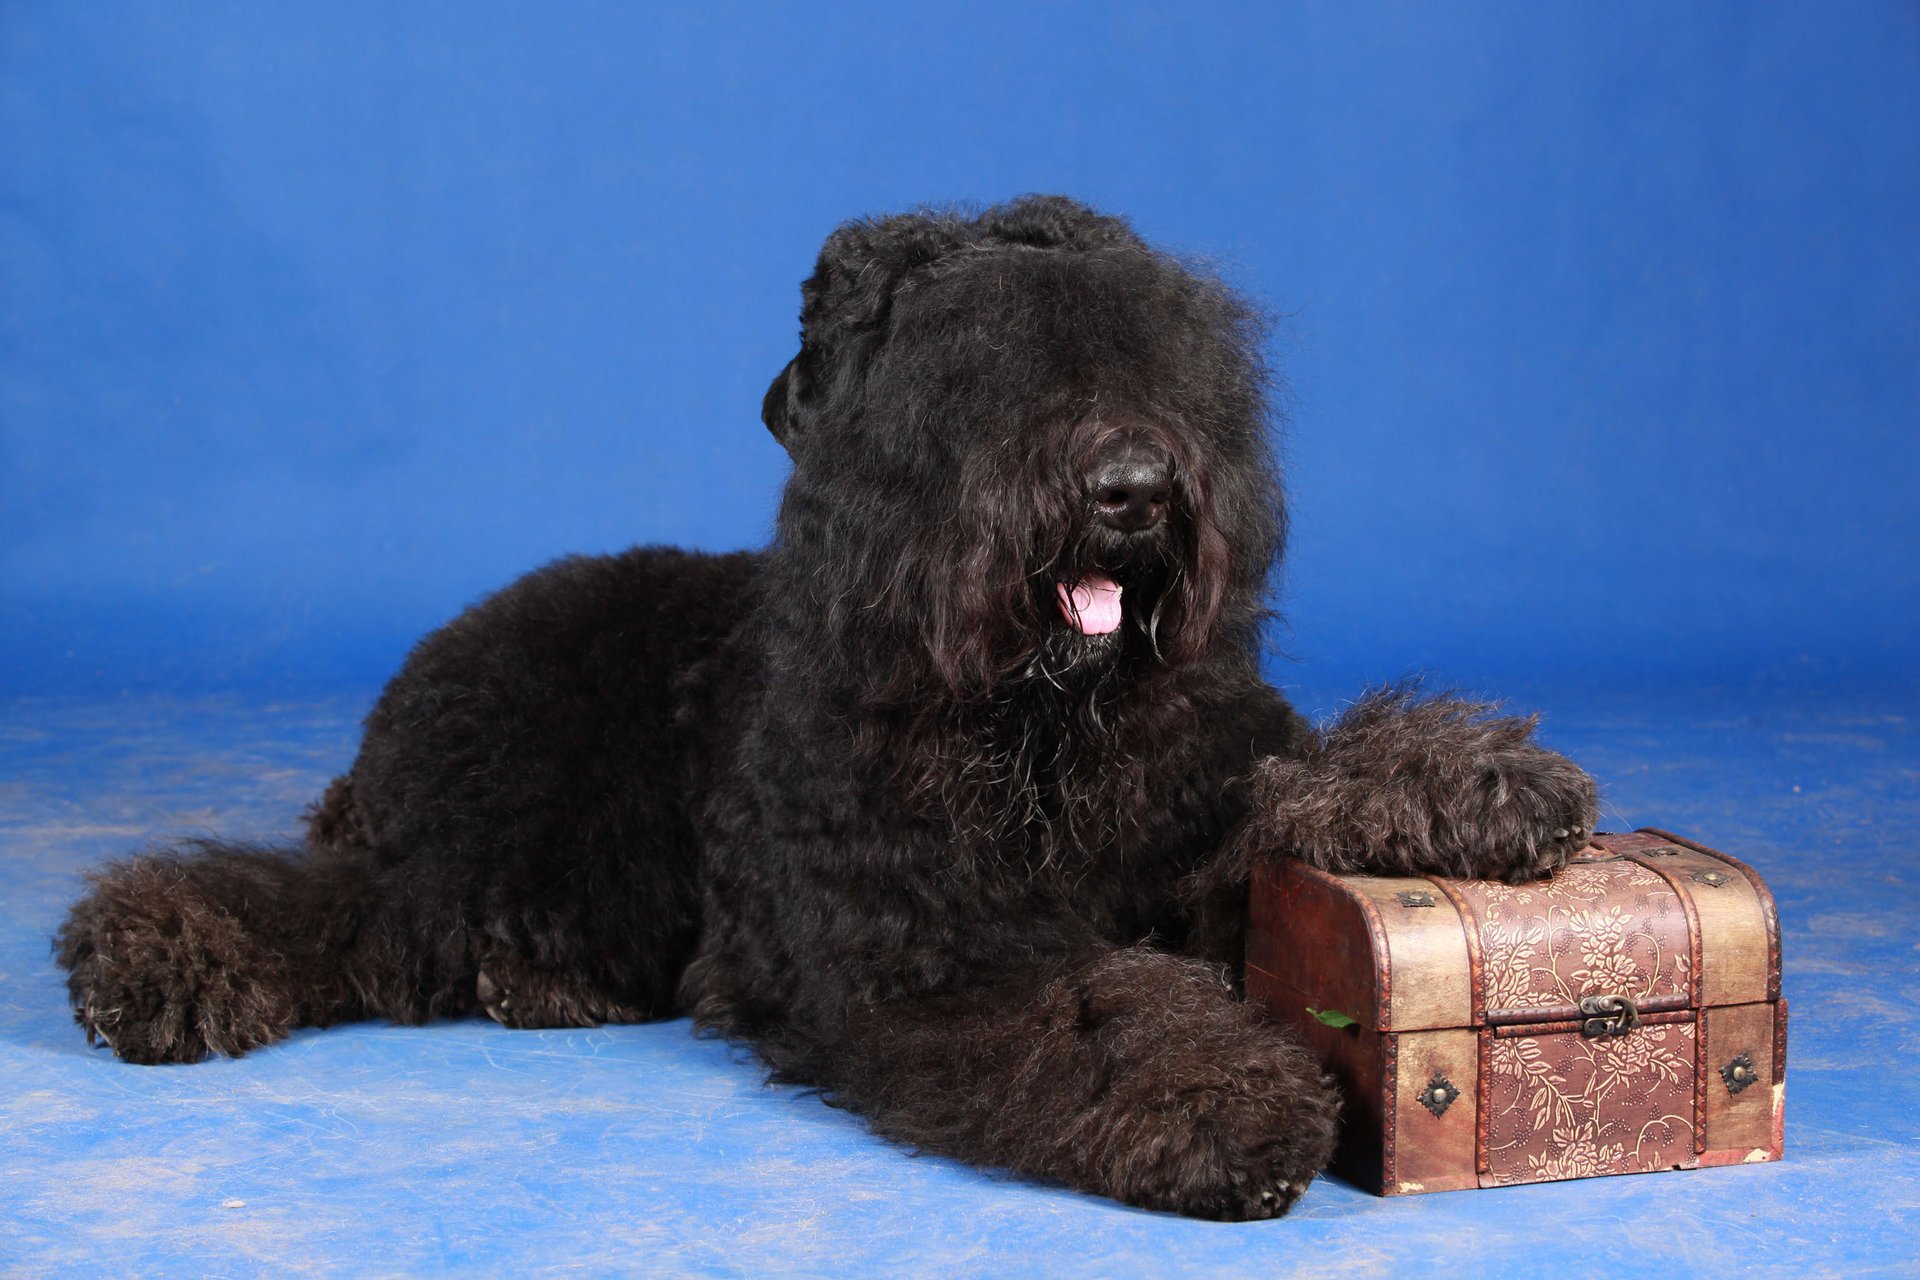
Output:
[{"xmin": 1579, "ymin": 994, "xmax": 1641, "ymax": 1038}]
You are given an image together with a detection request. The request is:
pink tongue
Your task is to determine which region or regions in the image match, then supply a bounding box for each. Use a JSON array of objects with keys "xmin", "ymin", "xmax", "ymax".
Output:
[{"xmin": 1058, "ymin": 575, "xmax": 1124, "ymax": 635}]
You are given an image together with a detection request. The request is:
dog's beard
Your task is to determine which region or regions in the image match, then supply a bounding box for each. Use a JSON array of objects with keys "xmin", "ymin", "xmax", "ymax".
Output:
[
  {"xmin": 873, "ymin": 515, "xmax": 1205, "ymax": 847},
  {"xmin": 925, "ymin": 549, "xmax": 1177, "ymax": 849}
]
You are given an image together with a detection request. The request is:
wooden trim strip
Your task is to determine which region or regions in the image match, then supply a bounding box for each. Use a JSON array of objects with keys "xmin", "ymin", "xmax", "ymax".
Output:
[
  {"xmin": 1772, "ymin": 998, "xmax": 1790, "ymax": 1158},
  {"xmin": 1431, "ymin": 877, "xmax": 1486, "ymax": 1028},
  {"xmin": 1691, "ymin": 1000, "xmax": 1710, "ymax": 1153},
  {"xmin": 1773, "ymin": 997, "xmax": 1790, "ymax": 1086},
  {"xmin": 1475, "ymin": 1029, "xmax": 1492, "ymax": 1177},
  {"xmin": 1485, "ymin": 992, "xmax": 1691, "ymax": 1026},
  {"xmin": 1380, "ymin": 1031, "xmax": 1400, "ymax": 1187},
  {"xmin": 1625, "ymin": 844, "xmax": 1711, "ymax": 1151},
  {"xmin": 1487, "ymin": 1009, "xmax": 1697, "ymax": 1038},
  {"xmin": 1631, "ymin": 848, "xmax": 1706, "ymax": 1008}
]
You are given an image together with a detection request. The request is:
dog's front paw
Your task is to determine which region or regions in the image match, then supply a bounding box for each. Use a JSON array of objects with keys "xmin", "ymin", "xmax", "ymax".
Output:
[
  {"xmin": 1165, "ymin": 1036, "xmax": 1341, "ymax": 1221},
  {"xmin": 1045, "ymin": 950, "xmax": 1339, "ymax": 1220},
  {"xmin": 1234, "ymin": 684, "xmax": 1598, "ymax": 881},
  {"xmin": 1460, "ymin": 738, "xmax": 1598, "ymax": 883},
  {"xmin": 1105, "ymin": 1041, "xmax": 1337, "ymax": 1222}
]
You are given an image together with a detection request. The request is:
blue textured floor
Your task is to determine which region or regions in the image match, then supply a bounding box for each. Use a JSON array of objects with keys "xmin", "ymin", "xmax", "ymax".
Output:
[{"xmin": 2, "ymin": 682, "xmax": 1915, "ymax": 1277}]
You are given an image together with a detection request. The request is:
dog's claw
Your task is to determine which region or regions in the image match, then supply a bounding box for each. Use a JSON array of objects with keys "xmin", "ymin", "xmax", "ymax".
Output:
[
  {"xmin": 1249, "ymin": 1176, "xmax": 1311, "ymax": 1219},
  {"xmin": 476, "ymin": 970, "xmax": 516, "ymax": 1024}
]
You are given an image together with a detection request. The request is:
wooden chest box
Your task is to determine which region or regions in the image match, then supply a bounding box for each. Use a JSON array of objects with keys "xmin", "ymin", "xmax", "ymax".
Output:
[{"xmin": 1246, "ymin": 829, "xmax": 1786, "ymax": 1194}]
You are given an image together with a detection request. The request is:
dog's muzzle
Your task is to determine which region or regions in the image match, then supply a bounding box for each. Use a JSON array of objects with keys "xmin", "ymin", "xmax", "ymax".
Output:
[{"xmin": 1086, "ymin": 439, "xmax": 1172, "ymax": 534}]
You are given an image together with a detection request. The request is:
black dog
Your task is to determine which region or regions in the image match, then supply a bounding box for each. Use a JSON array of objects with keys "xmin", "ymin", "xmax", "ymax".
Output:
[{"xmin": 56, "ymin": 196, "xmax": 1596, "ymax": 1220}]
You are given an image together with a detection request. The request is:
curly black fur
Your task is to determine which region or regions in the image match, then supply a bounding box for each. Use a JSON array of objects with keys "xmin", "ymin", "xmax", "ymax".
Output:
[
  {"xmin": 1224, "ymin": 683, "xmax": 1598, "ymax": 885},
  {"xmin": 54, "ymin": 195, "xmax": 1596, "ymax": 1220}
]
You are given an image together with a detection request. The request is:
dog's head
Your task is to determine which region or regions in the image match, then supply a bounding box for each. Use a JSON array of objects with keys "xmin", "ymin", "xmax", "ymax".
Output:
[{"xmin": 764, "ymin": 196, "xmax": 1284, "ymax": 704}]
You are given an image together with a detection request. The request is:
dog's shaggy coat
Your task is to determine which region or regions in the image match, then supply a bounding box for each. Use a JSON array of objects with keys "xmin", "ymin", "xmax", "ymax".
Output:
[{"xmin": 56, "ymin": 196, "xmax": 1598, "ymax": 1219}]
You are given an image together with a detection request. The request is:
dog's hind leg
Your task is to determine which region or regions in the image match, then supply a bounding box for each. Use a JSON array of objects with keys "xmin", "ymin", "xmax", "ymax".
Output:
[
  {"xmin": 52, "ymin": 838, "xmax": 437, "ymax": 1064},
  {"xmin": 463, "ymin": 868, "xmax": 695, "ymax": 1031}
]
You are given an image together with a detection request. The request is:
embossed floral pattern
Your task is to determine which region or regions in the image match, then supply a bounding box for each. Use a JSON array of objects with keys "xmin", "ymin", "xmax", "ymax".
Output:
[
  {"xmin": 1456, "ymin": 862, "xmax": 1692, "ymax": 1016},
  {"xmin": 1452, "ymin": 861, "xmax": 1700, "ymax": 1185},
  {"xmin": 1484, "ymin": 1022, "xmax": 1697, "ymax": 1183}
]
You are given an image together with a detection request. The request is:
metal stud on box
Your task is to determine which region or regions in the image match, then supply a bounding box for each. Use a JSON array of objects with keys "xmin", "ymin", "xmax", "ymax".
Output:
[{"xmin": 1417, "ymin": 1074, "xmax": 1459, "ymax": 1118}]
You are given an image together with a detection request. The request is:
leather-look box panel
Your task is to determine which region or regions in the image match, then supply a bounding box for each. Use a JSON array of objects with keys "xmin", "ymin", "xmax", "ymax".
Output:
[{"xmin": 1700, "ymin": 1000, "xmax": 1786, "ymax": 1165}]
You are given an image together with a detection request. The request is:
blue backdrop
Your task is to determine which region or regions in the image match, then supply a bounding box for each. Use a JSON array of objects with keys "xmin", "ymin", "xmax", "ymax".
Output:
[{"xmin": 4, "ymin": 2, "xmax": 1915, "ymax": 697}]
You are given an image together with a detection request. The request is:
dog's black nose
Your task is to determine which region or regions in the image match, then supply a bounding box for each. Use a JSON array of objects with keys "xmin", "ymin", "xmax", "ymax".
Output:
[{"xmin": 1088, "ymin": 442, "xmax": 1172, "ymax": 533}]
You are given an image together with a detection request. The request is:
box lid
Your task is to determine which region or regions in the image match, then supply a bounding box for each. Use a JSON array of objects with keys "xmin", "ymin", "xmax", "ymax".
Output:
[{"xmin": 1246, "ymin": 828, "xmax": 1781, "ymax": 1033}]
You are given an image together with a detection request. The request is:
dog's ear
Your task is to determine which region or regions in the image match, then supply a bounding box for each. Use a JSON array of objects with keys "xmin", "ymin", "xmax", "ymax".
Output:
[
  {"xmin": 761, "ymin": 353, "xmax": 806, "ymax": 450},
  {"xmin": 799, "ymin": 213, "xmax": 967, "ymax": 340},
  {"xmin": 769, "ymin": 212, "xmax": 968, "ymax": 450},
  {"xmin": 791, "ymin": 199, "xmax": 1131, "ymax": 356}
]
